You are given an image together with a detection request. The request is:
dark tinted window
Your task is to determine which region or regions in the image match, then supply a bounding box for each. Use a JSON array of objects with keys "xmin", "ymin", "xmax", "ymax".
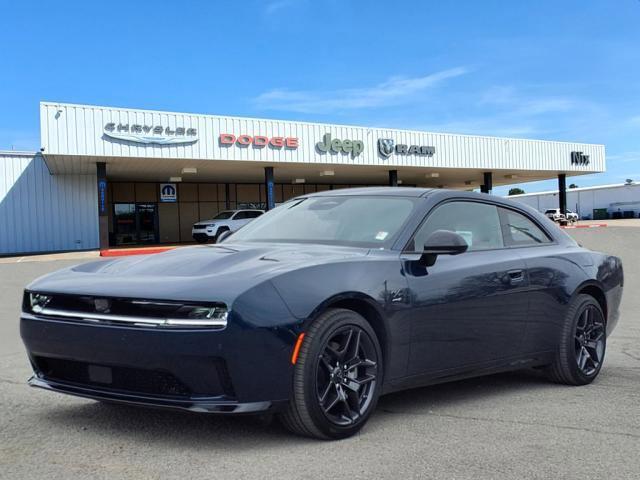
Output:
[
  {"xmin": 244, "ymin": 211, "xmax": 263, "ymax": 219},
  {"xmin": 214, "ymin": 211, "xmax": 234, "ymax": 220},
  {"xmin": 500, "ymin": 208, "xmax": 552, "ymax": 246},
  {"xmin": 409, "ymin": 201, "xmax": 504, "ymax": 252}
]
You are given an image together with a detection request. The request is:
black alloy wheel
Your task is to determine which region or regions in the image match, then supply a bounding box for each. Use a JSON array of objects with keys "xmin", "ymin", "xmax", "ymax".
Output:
[
  {"xmin": 316, "ymin": 326, "xmax": 378, "ymax": 426},
  {"xmin": 547, "ymin": 294, "xmax": 607, "ymax": 385},
  {"xmin": 279, "ymin": 308, "xmax": 383, "ymax": 440},
  {"xmin": 574, "ymin": 304, "xmax": 606, "ymax": 376}
]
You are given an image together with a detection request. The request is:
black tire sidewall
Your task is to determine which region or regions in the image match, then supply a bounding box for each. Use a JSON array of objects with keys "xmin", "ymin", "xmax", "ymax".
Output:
[
  {"xmin": 300, "ymin": 311, "xmax": 383, "ymax": 439},
  {"xmin": 563, "ymin": 296, "xmax": 606, "ymax": 384}
]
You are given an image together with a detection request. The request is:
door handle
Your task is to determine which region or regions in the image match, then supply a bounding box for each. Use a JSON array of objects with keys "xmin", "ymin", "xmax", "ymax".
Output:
[{"xmin": 507, "ymin": 269, "xmax": 525, "ymax": 284}]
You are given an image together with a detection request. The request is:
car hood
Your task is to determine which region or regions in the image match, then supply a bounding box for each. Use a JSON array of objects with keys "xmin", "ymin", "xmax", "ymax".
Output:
[{"xmin": 27, "ymin": 243, "xmax": 369, "ymax": 304}]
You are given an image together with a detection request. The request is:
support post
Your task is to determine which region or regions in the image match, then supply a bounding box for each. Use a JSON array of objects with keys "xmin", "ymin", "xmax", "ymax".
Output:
[
  {"xmin": 264, "ymin": 167, "xmax": 275, "ymax": 211},
  {"xmin": 558, "ymin": 173, "xmax": 567, "ymax": 215},
  {"xmin": 388, "ymin": 170, "xmax": 398, "ymax": 187},
  {"xmin": 96, "ymin": 162, "xmax": 109, "ymax": 250},
  {"xmin": 225, "ymin": 183, "xmax": 230, "ymax": 210},
  {"xmin": 482, "ymin": 172, "xmax": 493, "ymax": 194}
]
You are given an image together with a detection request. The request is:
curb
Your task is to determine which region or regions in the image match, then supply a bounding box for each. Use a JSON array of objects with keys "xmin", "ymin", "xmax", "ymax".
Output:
[
  {"xmin": 561, "ymin": 224, "xmax": 608, "ymax": 229},
  {"xmin": 100, "ymin": 247, "xmax": 176, "ymax": 257}
]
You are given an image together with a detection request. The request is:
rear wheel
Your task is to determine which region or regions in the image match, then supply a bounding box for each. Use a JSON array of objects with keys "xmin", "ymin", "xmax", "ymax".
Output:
[
  {"xmin": 279, "ymin": 308, "xmax": 383, "ymax": 440},
  {"xmin": 547, "ymin": 294, "xmax": 606, "ymax": 385}
]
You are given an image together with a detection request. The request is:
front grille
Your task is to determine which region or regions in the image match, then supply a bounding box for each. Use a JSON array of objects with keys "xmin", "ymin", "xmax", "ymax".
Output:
[
  {"xmin": 193, "ymin": 225, "xmax": 208, "ymax": 230},
  {"xmin": 34, "ymin": 356, "xmax": 192, "ymax": 398},
  {"xmin": 23, "ymin": 292, "xmax": 228, "ymax": 329}
]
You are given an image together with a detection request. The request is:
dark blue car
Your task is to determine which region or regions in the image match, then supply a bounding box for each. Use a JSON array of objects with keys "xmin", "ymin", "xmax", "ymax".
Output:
[{"xmin": 21, "ymin": 188, "xmax": 623, "ymax": 439}]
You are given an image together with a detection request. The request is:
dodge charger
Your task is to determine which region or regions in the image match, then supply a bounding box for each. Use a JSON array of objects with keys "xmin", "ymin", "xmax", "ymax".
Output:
[{"xmin": 21, "ymin": 188, "xmax": 624, "ymax": 439}]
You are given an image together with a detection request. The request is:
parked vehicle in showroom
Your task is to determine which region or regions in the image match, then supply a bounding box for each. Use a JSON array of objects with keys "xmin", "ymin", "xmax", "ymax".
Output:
[
  {"xmin": 545, "ymin": 208, "xmax": 579, "ymax": 224},
  {"xmin": 21, "ymin": 188, "xmax": 623, "ymax": 440},
  {"xmin": 192, "ymin": 209, "xmax": 263, "ymax": 243}
]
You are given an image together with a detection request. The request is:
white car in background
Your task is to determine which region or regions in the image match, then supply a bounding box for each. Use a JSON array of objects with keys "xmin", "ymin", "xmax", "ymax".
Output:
[
  {"xmin": 544, "ymin": 208, "xmax": 579, "ymax": 224},
  {"xmin": 192, "ymin": 209, "xmax": 264, "ymax": 243}
]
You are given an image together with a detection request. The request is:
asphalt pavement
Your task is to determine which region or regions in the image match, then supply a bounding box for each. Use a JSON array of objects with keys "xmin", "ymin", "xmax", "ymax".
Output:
[{"xmin": 1, "ymin": 228, "xmax": 639, "ymax": 479}]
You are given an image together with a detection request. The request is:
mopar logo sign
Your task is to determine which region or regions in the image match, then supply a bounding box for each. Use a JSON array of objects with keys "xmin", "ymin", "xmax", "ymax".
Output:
[{"xmin": 160, "ymin": 183, "xmax": 177, "ymax": 202}]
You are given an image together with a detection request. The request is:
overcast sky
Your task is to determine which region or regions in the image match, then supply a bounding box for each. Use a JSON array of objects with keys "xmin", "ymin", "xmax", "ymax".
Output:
[{"xmin": 1, "ymin": 0, "xmax": 639, "ymax": 194}]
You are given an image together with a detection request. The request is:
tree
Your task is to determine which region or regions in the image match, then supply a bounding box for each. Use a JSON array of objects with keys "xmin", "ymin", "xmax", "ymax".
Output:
[
  {"xmin": 569, "ymin": 183, "xmax": 579, "ymax": 189},
  {"xmin": 508, "ymin": 187, "xmax": 525, "ymax": 195},
  {"xmin": 625, "ymin": 179, "xmax": 634, "ymax": 185}
]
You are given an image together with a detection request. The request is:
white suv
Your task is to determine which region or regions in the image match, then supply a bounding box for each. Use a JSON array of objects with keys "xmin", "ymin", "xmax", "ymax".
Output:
[
  {"xmin": 544, "ymin": 208, "xmax": 578, "ymax": 224},
  {"xmin": 192, "ymin": 209, "xmax": 264, "ymax": 243}
]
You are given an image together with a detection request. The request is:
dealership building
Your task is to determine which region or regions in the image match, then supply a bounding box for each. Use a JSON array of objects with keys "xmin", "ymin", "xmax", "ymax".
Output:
[
  {"xmin": 510, "ymin": 182, "xmax": 640, "ymax": 219},
  {"xmin": 0, "ymin": 102, "xmax": 605, "ymax": 255}
]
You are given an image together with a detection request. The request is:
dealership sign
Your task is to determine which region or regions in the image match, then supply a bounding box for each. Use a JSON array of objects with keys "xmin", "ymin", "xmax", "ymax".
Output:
[
  {"xmin": 316, "ymin": 133, "xmax": 363, "ymax": 157},
  {"xmin": 571, "ymin": 151, "xmax": 590, "ymax": 166},
  {"xmin": 159, "ymin": 183, "xmax": 177, "ymax": 202},
  {"xmin": 104, "ymin": 123, "xmax": 198, "ymax": 145},
  {"xmin": 378, "ymin": 138, "xmax": 435, "ymax": 158},
  {"xmin": 219, "ymin": 134, "xmax": 298, "ymax": 149}
]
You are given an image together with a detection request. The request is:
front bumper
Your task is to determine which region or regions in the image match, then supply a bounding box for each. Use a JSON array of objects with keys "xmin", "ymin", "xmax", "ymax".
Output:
[{"xmin": 21, "ymin": 311, "xmax": 295, "ymax": 413}]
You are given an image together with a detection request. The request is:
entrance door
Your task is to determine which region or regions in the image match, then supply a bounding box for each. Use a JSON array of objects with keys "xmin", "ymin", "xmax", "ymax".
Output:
[
  {"xmin": 136, "ymin": 204, "xmax": 158, "ymax": 244},
  {"xmin": 113, "ymin": 203, "xmax": 158, "ymax": 246}
]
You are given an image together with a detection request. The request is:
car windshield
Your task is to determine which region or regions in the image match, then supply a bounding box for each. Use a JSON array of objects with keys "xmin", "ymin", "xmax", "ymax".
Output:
[
  {"xmin": 213, "ymin": 211, "xmax": 235, "ymax": 220},
  {"xmin": 229, "ymin": 196, "xmax": 417, "ymax": 247}
]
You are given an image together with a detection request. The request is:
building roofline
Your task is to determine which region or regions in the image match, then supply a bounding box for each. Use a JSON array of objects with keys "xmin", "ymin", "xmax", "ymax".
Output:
[
  {"xmin": 0, "ymin": 150, "xmax": 38, "ymax": 156},
  {"xmin": 508, "ymin": 182, "xmax": 638, "ymax": 197},
  {"xmin": 40, "ymin": 101, "xmax": 605, "ymax": 148}
]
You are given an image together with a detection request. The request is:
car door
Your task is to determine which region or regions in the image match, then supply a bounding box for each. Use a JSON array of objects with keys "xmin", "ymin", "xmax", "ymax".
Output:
[
  {"xmin": 403, "ymin": 200, "xmax": 530, "ymax": 376},
  {"xmin": 497, "ymin": 206, "xmax": 571, "ymax": 354}
]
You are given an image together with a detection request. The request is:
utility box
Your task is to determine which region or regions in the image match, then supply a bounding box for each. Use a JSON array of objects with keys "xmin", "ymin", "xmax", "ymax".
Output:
[{"xmin": 593, "ymin": 208, "xmax": 609, "ymax": 220}]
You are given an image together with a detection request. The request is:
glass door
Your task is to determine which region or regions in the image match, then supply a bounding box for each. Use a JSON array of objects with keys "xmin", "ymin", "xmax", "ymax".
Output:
[
  {"xmin": 136, "ymin": 203, "xmax": 158, "ymax": 244},
  {"xmin": 113, "ymin": 203, "xmax": 158, "ymax": 246},
  {"xmin": 113, "ymin": 203, "xmax": 137, "ymax": 246}
]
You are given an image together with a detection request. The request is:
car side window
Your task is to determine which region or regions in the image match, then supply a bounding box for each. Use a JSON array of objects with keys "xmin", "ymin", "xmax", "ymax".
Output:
[
  {"xmin": 408, "ymin": 201, "xmax": 504, "ymax": 252},
  {"xmin": 234, "ymin": 211, "xmax": 247, "ymax": 220},
  {"xmin": 246, "ymin": 211, "xmax": 262, "ymax": 218},
  {"xmin": 499, "ymin": 208, "xmax": 552, "ymax": 246}
]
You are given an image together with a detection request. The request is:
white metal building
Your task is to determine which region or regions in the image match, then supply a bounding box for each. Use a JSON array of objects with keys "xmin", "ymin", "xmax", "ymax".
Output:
[
  {"xmin": 509, "ymin": 182, "xmax": 640, "ymax": 219},
  {"xmin": 0, "ymin": 101, "xmax": 605, "ymax": 255}
]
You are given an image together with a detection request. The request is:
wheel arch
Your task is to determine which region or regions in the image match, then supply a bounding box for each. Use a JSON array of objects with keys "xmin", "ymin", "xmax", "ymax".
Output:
[
  {"xmin": 573, "ymin": 281, "xmax": 608, "ymax": 323},
  {"xmin": 305, "ymin": 293, "xmax": 389, "ymax": 375}
]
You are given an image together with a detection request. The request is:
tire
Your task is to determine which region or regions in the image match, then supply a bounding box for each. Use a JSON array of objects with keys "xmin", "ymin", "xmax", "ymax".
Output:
[
  {"xmin": 546, "ymin": 294, "xmax": 606, "ymax": 385},
  {"xmin": 194, "ymin": 237, "xmax": 208, "ymax": 244},
  {"xmin": 213, "ymin": 228, "xmax": 229, "ymax": 244},
  {"xmin": 278, "ymin": 308, "xmax": 383, "ymax": 440}
]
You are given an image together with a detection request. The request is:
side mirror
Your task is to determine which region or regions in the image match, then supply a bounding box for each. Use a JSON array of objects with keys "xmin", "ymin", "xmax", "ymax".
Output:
[
  {"xmin": 420, "ymin": 230, "xmax": 468, "ymax": 266},
  {"xmin": 216, "ymin": 230, "xmax": 233, "ymax": 243}
]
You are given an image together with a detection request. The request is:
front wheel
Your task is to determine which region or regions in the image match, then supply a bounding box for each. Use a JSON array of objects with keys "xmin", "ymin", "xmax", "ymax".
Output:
[
  {"xmin": 546, "ymin": 294, "xmax": 606, "ymax": 385},
  {"xmin": 279, "ymin": 308, "xmax": 383, "ymax": 440}
]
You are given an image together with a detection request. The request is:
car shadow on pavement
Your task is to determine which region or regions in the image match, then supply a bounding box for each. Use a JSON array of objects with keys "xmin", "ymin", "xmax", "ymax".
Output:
[{"xmin": 40, "ymin": 369, "xmax": 553, "ymax": 445}]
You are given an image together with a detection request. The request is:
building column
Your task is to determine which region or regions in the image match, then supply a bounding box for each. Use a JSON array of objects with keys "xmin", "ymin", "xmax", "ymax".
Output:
[
  {"xmin": 96, "ymin": 162, "xmax": 109, "ymax": 250},
  {"xmin": 558, "ymin": 173, "xmax": 567, "ymax": 215},
  {"xmin": 264, "ymin": 166, "xmax": 275, "ymax": 211},
  {"xmin": 480, "ymin": 172, "xmax": 493, "ymax": 194},
  {"xmin": 388, "ymin": 170, "xmax": 398, "ymax": 187},
  {"xmin": 225, "ymin": 183, "xmax": 231, "ymax": 210}
]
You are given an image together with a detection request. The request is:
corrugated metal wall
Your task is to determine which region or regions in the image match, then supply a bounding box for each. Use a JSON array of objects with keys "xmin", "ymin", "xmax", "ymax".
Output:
[
  {"xmin": 510, "ymin": 184, "xmax": 640, "ymax": 218},
  {"xmin": 0, "ymin": 152, "xmax": 99, "ymax": 255},
  {"xmin": 40, "ymin": 102, "xmax": 605, "ymax": 173}
]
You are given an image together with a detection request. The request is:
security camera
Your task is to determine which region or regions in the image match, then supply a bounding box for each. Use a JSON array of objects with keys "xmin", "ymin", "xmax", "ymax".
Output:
[{"xmin": 40, "ymin": 147, "xmax": 45, "ymax": 152}]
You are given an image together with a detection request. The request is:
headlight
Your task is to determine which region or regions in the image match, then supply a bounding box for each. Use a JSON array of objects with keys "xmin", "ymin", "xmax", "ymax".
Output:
[{"xmin": 28, "ymin": 293, "xmax": 52, "ymax": 313}]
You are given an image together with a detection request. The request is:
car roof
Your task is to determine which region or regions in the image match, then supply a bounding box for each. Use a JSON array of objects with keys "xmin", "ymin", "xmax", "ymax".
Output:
[{"xmin": 304, "ymin": 187, "xmax": 436, "ymax": 198}]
